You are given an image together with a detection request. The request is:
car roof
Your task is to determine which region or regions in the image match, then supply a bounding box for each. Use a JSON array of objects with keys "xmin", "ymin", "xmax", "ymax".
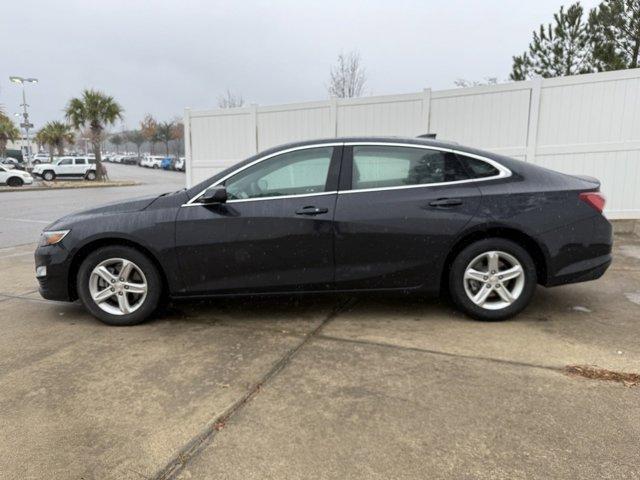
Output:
[{"xmin": 253, "ymin": 136, "xmax": 502, "ymax": 161}]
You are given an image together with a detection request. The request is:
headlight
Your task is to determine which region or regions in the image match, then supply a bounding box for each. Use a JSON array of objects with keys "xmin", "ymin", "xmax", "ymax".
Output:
[{"xmin": 40, "ymin": 230, "xmax": 70, "ymax": 246}]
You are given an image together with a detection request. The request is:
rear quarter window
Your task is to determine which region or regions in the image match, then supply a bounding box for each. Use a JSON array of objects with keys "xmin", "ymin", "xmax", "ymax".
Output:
[{"xmin": 460, "ymin": 155, "xmax": 500, "ymax": 178}]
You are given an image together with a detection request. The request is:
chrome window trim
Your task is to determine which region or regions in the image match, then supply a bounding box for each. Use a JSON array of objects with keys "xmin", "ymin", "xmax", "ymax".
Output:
[
  {"xmin": 182, "ymin": 141, "xmax": 511, "ymax": 206},
  {"xmin": 339, "ymin": 142, "xmax": 511, "ymax": 195},
  {"xmin": 183, "ymin": 143, "xmax": 343, "ymax": 207},
  {"xmin": 182, "ymin": 190, "xmax": 338, "ymax": 207}
]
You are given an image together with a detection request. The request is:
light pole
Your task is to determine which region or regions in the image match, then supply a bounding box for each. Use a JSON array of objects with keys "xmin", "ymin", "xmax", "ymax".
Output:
[
  {"xmin": 9, "ymin": 76, "xmax": 38, "ymax": 169},
  {"xmin": 12, "ymin": 113, "xmax": 25, "ymax": 161}
]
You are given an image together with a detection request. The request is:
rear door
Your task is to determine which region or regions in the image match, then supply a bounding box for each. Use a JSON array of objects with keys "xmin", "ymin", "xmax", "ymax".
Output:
[
  {"xmin": 73, "ymin": 158, "xmax": 87, "ymax": 176},
  {"xmin": 175, "ymin": 145, "xmax": 342, "ymax": 295},
  {"xmin": 334, "ymin": 143, "xmax": 483, "ymax": 291}
]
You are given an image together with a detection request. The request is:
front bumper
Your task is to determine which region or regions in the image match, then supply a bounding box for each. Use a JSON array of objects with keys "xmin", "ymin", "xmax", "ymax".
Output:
[{"xmin": 34, "ymin": 244, "xmax": 73, "ymax": 301}]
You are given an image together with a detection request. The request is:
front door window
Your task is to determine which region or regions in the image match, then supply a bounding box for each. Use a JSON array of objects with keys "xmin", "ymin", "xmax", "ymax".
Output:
[{"xmin": 223, "ymin": 147, "xmax": 334, "ymax": 200}]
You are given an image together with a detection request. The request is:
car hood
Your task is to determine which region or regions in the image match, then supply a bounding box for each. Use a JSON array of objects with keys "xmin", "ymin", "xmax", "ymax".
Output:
[{"xmin": 44, "ymin": 194, "xmax": 162, "ymax": 231}]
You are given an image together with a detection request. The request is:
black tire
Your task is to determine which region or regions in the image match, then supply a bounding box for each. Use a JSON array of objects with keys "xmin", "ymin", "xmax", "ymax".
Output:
[
  {"xmin": 85, "ymin": 170, "xmax": 97, "ymax": 181},
  {"xmin": 152, "ymin": 164, "xmax": 159, "ymax": 169},
  {"xmin": 33, "ymin": 160, "xmax": 41, "ymax": 164},
  {"xmin": 7, "ymin": 177, "xmax": 23, "ymax": 187},
  {"xmin": 76, "ymin": 246, "xmax": 162, "ymax": 326},
  {"xmin": 448, "ymin": 238, "xmax": 537, "ymax": 321},
  {"xmin": 42, "ymin": 170, "xmax": 55, "ymax": 181}
]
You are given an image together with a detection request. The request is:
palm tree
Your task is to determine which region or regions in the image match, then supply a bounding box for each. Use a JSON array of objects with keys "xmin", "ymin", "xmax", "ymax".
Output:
[
  {"xmin": 34, "ymin": 127, "xmax": 54, "ymax": 162},
  {"xmin": 42, "ymin": 121, "xmax": 75, "ymax": 156},
  {"xmin": 155, "ymin": 121, "xmax": 174, "ymax": 156},
  {"xmin": 65, "ymin": 89, "xmax": 123, "ymax": 180},
  {"xmin": 0, "ymin": 112, "xmax": 21, "ymax": 158}
]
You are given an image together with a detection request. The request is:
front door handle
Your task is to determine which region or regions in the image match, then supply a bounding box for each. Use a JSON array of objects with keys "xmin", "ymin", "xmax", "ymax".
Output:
[
  {"xmin": 428, "ymin": 198, "xmax": 463, "ymax": 208},
  {"xmin": 295, "ymin": 206, "xmax": 329, "ymax": 216}
]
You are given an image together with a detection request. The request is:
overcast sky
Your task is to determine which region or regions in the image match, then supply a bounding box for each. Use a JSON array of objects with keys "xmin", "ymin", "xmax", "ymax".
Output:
[{"xmin": 1, "ymin": 0, "xmax": 600, "ymax": 131}]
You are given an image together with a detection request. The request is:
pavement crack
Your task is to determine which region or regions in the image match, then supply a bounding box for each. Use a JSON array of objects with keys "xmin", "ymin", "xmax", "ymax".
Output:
[
  {"xmin": 151, "ymin": 297, "xmax": 357, "ymax": 480},
  {"xmin": 0, "ymin": 290, "xmax": 40, "ymax": 302},
  {"xmin": 315, "ymin": 333, "xmax": 566, "ymax": 374}
]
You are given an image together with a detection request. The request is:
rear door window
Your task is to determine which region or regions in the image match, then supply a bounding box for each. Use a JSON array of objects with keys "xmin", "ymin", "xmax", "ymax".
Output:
[{"xmin": 351, "ymin": 146, "xmax": 469, "ymax": 190}]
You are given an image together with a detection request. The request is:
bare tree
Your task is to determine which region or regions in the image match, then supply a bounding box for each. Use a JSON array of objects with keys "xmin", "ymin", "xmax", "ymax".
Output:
[
  {"xmin": 327, "ymin": 51, "xmax": 367, "ymax": 98},
  {"xmin": 217, "ymin": 90, "xmax": 244, "ymax": 109},
  {"xmin": 454, "ymin": 77, "xmax": 500, "ymax": 88}
]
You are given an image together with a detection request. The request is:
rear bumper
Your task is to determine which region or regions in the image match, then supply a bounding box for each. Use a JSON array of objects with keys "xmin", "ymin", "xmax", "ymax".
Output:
[
  {"xmin": 544, "ymin": 253, "xmax": 611, "ymax": 287},
  {"xmin": 539, "ymin": 214, "xmax": 613, "ymax": 287}
]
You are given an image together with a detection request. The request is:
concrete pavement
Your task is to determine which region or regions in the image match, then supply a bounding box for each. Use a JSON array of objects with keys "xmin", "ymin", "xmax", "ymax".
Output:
[{"xmin": 0, "ymin": 233, "xmax": 639, "ymax": 479}]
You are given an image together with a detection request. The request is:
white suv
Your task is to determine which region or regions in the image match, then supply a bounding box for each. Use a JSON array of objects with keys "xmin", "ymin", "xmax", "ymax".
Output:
[
  {"xmin": 32, "ymin": 153, "xmax": 52, "ymax": 164},
  {"xmin": 140, "ymin": 155, "xmax": 164, "ymax": 168},
  {"xmin": 32, "ymin": 157, "xmax": 97, "ymax": 181}
]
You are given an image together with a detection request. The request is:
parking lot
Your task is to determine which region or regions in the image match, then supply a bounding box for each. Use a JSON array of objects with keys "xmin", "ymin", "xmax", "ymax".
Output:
[
  {"xmin": 0, "ymin": 164, "xmax": 638, "ymax": 479},
  {"xmin": 0, "ymin": 163, "xmax": 185, "ymax": 246}
]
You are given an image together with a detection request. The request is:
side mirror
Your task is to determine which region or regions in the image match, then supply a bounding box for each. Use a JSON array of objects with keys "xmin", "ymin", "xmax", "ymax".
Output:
[{"xmin": 200, "ymin": 186, "xmax": 228, "ymax": 204}]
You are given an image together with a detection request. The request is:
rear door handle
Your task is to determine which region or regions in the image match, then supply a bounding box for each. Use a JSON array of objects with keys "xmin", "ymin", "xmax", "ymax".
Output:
[
  {"xmin": 428, "ymin": 198, "xmax": 463, "ymax": 208},
  {"xmin": 295, "ymin": 206, "xmax": 329, "ymax": 216}
]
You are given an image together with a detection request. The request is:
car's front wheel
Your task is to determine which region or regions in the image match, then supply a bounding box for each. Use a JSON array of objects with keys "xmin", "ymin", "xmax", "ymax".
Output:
[
  {"xmin": 448, "ymin": 238, "xmax": 537, "ymax": 321},
  {"xmin": 85, "ymin": 170, "xmax": 97, "ymax": 181},
  {"xmin": 42, "ymin": 170, "xmax": 55, "ymax": 181},
  {"xmin": 7, "ymin": 177, "xmax": 24, "ymax": 187},
  {"xmin": 77, "ymin": 246, "xmax": 162, "ymax": 325}
]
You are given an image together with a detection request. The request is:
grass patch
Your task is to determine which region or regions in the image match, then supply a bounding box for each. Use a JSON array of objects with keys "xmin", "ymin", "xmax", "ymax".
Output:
[{"xmin": 564, "ymin": 365, "xmax": 640, "ymax": 387}]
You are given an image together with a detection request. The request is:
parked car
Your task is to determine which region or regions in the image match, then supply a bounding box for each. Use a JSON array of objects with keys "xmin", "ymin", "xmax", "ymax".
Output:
[
  {"xmin": 32, "ymin": 156, "xmax": 97, "ymax": 181},
  {"xmin": 0, "ymin": 157, "xmax": 25, "ymax": 170},
  {"xmin": 32, "ymin": 153, "xmax": 52, "ymax": 164},
  {"xmin": 140, "ymin": 155, "xmax": 164, "ymax": 168},
  {"xmin": 161, "ymin": 156, "xmax": 175, "ymax": 170},
  {"xmin": 0, "ymin": 164, "xmax": 33, "ymax": 187},
  {"xmin": 175, "ymin": 157, "xmax": 185, "ymax": 172},
  {"xmin": 122, "ymin": 155, "xmax": 139, "ymax": 165},
  {"xmin": 34, "ymin": 137, "xmax": 612, "ymax": 326}
]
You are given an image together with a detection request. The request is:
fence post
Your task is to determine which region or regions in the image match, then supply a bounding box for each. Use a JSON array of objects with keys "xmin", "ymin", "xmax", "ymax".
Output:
[
  {"xmin": 422, "ymin": 88, "xmax": 432, "ymax": 134},
  {"xmin": 525, "ymin": 78, "xmax": 542, "ymax": 163},
  {"xmin": 183, "ymin": 107, "xmax": 192, "ymax": 188},
  {"xmin": 329, "ymin": 97, "xmax": 338, "ymax": 137},
  {"xmin": 250, "ymin": 104, "xmax": 259, "ymax": 153}
]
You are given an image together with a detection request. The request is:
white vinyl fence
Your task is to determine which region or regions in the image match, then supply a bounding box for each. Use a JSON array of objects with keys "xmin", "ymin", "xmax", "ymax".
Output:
[{"xmin": 185, "ymin": 68, "xmax": 640, "ymax": 219}]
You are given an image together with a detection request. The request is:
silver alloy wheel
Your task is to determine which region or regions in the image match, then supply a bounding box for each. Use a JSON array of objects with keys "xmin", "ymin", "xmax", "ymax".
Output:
[
  {"xmin": 89, "ymin": 258, "xmax": 148, "ymax": 316},
  {"xmin": 463, "ymin": 250, "xmax": 525, "ymax": 310}
]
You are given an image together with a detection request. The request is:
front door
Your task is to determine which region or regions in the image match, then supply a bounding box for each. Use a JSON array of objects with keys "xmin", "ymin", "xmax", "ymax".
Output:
[
  {"xmin": 334, "ymin": 144, "xmax": 483, "ymax": 291},
  {"xmin": 56, "ymin": 157, "xmax": 74, "ymax": 177},
  {"xmin": 175, "ymin": 145, "xmax": 342, "ymax": 295}
]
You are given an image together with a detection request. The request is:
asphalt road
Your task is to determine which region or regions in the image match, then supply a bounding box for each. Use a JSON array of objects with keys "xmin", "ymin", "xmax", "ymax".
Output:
[{"xmin": 0, "ymin": 163, "xmax": 186, "ymax": 247}]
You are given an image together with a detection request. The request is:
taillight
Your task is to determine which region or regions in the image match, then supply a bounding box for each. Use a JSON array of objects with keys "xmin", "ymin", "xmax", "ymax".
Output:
[{"xmin": 579, "ymin": 192, "xmax": 606, "ymax": 213}]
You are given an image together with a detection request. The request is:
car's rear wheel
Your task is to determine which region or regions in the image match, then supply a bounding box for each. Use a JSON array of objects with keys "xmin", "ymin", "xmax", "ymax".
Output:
[
  {"xmin": 85, "ymin": 170, "xmax": 97, "ymax": 181},
  {"xmin": 42, "ymin": 170, "xmax": 55, "ymax": 181},
  {"xmin": 448, "ymin": 238, "xmax": 537, "ymax": 321},
  {"xmin": 7, "ymin": 177, "xmax": 23, "ymax": 187},
  {"xmin": 77, "ymin": 246, "xmax": 162, "ymax": 326}
]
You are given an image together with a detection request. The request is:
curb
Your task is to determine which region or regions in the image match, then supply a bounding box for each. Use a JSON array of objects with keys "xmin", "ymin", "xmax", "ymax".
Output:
[{"xmin": 0, "ymin": 181, "xmax": 141, "ymax": 193}]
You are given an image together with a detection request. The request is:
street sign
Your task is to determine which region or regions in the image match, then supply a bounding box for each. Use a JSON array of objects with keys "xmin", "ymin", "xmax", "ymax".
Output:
[{"xmin": 20, "ymin": 122, "xmax": 34, "ymax": 129}]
